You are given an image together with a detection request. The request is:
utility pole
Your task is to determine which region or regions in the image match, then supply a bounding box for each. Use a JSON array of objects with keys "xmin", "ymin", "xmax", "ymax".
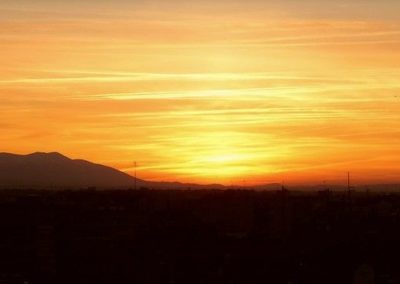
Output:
[
  {"xmin": 347, "ymin": 172, "xmax": 352, "ymax": 204},
  {"xmin": 134, "ymin": 161, "xmax": 137, "ymax": 190},
  {"xmin": 347, "ymin": 172, "xmax": 350, "ymax": 192}
]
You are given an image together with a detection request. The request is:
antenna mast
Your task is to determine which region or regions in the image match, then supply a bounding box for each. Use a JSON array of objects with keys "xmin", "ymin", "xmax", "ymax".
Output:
[
  {"xmin": 347, "ymin": 172, "xmax": 353, "ymax": 203},
  {"xmin": 134, "ymin": 161, "xmax": 137, "ymax": 190},
  {"xmin": 347, "ymin": 172, "xmax": 350, "ymax": 191}
]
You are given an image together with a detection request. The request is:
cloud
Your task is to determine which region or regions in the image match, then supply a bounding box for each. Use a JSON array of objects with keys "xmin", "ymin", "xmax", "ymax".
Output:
[{"xmin": 1, "ymin": 1, "xmax": 400, "ymax": 184}]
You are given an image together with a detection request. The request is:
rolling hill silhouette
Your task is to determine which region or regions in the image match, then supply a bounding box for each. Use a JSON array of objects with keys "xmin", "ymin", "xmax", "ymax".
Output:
[
  {"xmin": 0, "ymin": 152, "xmax": 142, "ymax": 189},
  {"xmin": 0, "ymin": 152, "xmax": 282, "ymax": 190}
]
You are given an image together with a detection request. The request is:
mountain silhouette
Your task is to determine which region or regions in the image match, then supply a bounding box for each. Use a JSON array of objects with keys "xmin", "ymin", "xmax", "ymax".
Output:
[
  {"xmin": 0, "ymin": 152, "xmax": 284, "ymax": 190},
  {"xmin": 0, "ymin": 152, "xmax": 142, "ymax": 189}
]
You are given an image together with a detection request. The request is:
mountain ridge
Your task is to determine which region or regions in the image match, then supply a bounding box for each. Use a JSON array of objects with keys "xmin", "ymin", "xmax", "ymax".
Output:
[
  {"xmin": 0, "ymin": 152, "xmax": 282, "ymax": 190},
  {"xmin": 0, "ymin": 152, "xmax": 142, "ymax": 189}
]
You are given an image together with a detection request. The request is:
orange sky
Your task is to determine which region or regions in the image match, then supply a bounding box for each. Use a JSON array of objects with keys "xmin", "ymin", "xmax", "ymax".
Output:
[{"xmin": 1, "ymin": 1, "xmax": 400, "ymax": 185}]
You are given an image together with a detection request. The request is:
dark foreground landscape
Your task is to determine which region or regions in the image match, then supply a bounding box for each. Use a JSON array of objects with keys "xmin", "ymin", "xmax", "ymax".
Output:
[{"xmin": 1, "ymin": 188, "xmax": 400, "ymax": 284}]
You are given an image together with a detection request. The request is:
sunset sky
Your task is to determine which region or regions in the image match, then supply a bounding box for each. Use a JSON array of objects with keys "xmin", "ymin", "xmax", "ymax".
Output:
[{"xmin": 1, "ymin": 0, "xmax": 400, "ymax": 185}]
